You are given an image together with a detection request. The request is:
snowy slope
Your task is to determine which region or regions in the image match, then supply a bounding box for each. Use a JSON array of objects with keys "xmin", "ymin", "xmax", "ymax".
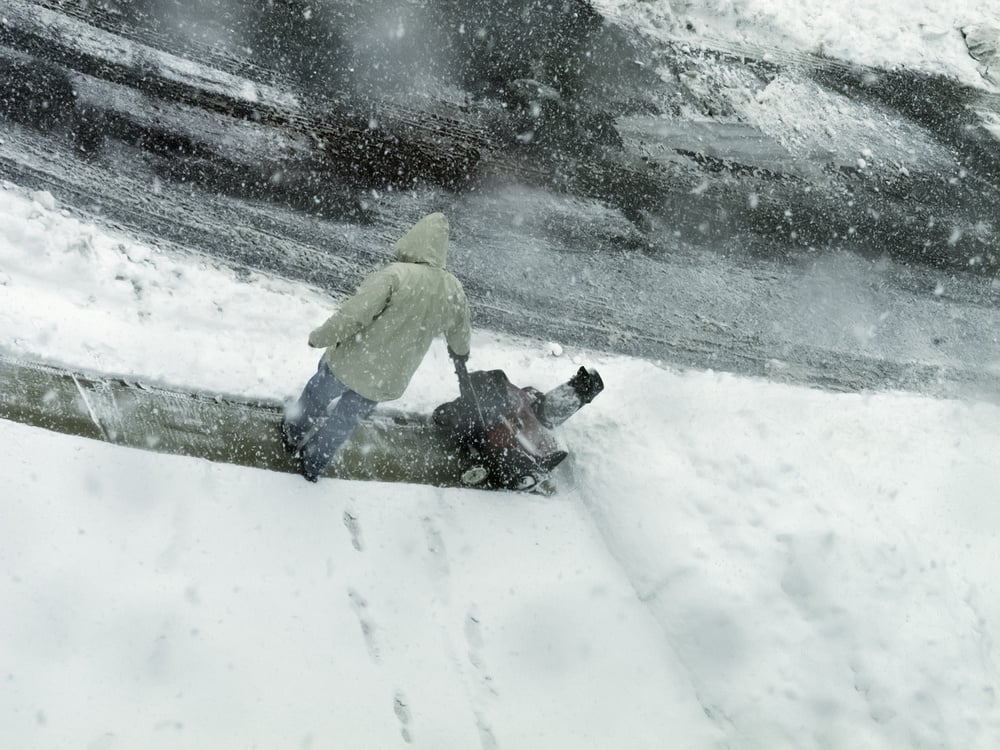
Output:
[{"xmin": 2, "ymin": 183, "xmax": 999, "ymax": 748}]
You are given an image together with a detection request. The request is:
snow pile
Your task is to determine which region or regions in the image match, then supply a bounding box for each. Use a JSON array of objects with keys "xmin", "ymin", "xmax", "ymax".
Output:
[
  {"xmin": 963, "ymin": 23, "xmax": 1000, "ymax": 84},
  {"xmin": 0, "ymin": 184, "xmax": 329, "ymax": 399},
  {"xmin": 3, "ymin": 184, "xmax": 1000, "ymax": 748},
  {"xmin": 594, "ymin": 0, "xmax": 1000, "ymax": 88},
  {"xmin": 730, "ymin": 74, "xmax": 959, "ymax": 169}
]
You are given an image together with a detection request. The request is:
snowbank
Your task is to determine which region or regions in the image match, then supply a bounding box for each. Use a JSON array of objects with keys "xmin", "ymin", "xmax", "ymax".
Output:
[{"xmin": 594, "ymin": 0, "xmax": 1000, "ymax": 89}]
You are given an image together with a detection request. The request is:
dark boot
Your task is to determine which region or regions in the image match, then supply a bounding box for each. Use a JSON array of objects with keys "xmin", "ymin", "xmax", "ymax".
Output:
[
  {"xmin": 280, "ymin": 421, "xmax": 300, "ymax": 456},
  {"xmin": 299, "ymin": 461, "xmax": 320, "ymax": 483}
]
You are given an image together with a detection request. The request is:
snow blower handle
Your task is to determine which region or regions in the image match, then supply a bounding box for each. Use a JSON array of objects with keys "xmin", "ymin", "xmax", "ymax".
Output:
[
  {"xmin": 449, "ymin": 348, "xmax": 488, "ymax": 433},
  {"xmin": 449, "ymin": 347, "xmax": 472, "ymax": 396}
]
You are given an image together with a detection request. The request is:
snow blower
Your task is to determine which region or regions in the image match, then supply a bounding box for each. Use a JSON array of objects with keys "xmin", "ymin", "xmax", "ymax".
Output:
[{"xmin": 433, "ymin": 363, "xmax": 604, "ymax": 491}]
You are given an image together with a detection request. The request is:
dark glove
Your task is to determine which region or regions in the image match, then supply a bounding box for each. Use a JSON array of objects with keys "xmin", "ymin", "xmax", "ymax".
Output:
[{"xmin": 569, "ymin": 366, "xmax": 604, "ymax": 404}]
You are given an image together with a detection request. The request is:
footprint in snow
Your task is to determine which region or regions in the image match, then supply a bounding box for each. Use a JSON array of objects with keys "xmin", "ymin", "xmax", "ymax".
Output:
[
  {"xmin": 421, "ymin": 515, "xmax": 451, "ymax": 579},
  {"xmin": 343, "ymin": 510, "xmax": 363, "ymax": 552},
  {"xmin": 475, "ymin": 712, "xmax": 500, "ymax": 750},
  {"xmin": 394, "ymin": 691, "xmax": 413, "ymax": 744},
  {"xmin": 465, "ymin": 606, "xmax": 498, "ymax": 696},
  {"xmin": 347, "ymin": 588, "xmax": 380, "ymax": 663}
]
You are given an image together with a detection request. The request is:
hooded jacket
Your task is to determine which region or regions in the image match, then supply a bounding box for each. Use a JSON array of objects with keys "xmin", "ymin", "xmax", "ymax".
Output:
[{"xmin": 308, "ymin": 213, "xmax": 471, "ymax": 402}]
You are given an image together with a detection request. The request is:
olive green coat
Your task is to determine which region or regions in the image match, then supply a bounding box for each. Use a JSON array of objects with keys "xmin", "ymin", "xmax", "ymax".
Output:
[{"xmin": 308, "ymin": 213, "xmax": 471, "ymax": 401}]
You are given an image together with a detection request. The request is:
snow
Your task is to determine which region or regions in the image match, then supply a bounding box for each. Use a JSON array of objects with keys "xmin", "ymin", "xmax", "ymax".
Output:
[
  {"xmin": 2, "ymin": 421, "xmax": 715, "ymax": 749},
  {"xmin": 0, "ymin": 186, "xmax": 324, "ymax": 399},
  {"xmin": 2, "ymin": 173, "xmax": 1000, "ymax": 747},
  {"xmin": 576, "ymin": 362, "xmax": 1000, "ymax": 748},
  {"xmin": 594, "ymin": 0, "xmax": 1000, "ymax": 89}
]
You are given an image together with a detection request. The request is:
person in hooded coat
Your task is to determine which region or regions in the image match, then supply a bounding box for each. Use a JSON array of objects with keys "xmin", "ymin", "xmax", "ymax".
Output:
[{"xmin": 283, "ymin": 212, "xmax": 472, "ymax": 482}]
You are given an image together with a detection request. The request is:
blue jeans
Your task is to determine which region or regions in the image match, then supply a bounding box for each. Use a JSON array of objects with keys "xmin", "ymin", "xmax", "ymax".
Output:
[{"xmin": 283, "ymin": 358, "xmax": 377, "ymax": 479}]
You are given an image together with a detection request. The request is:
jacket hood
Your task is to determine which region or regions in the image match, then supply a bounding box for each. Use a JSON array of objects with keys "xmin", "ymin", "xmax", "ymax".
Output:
[{"xmin": 393, "ymin": 213, "xmax": 449, "ymax": 268}]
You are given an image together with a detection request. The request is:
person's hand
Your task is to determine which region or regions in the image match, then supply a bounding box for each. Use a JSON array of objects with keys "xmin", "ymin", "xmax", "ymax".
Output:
[{"xmin": 448, "ymin": 347, "xmax": 469, "ymax": 364}]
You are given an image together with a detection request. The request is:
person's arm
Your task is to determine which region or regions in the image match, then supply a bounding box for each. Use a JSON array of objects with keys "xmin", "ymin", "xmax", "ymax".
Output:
[
  {"xmin": 444, "ymin": 283, "xmax": 471, "ymax": 359},
  {"xmin": 308, "ymin": 268, "xmax": 395, "ymax": 349},
  {"xmin": 445, "ymin": 285, "xmax": 474, "ymax": 400}
]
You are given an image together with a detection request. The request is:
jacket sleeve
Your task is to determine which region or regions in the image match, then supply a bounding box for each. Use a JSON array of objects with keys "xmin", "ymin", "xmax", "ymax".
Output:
[
  {"xmin": 308, "ymin": 267, "xmax": 395, "ymax": 349},
  {"xmin": 444, "ymin": 281, "xmax": 471, "ymax": 357}
]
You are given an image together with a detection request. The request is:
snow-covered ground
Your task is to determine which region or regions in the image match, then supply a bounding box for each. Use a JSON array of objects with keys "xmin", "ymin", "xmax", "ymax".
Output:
[
  {"xmin": 595, "ymin": 0, "xmax": 999, "ymax": 89},
  {"xmin": 3, "ymin": 178, "xmax": 1000, "ymax": 749}
]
